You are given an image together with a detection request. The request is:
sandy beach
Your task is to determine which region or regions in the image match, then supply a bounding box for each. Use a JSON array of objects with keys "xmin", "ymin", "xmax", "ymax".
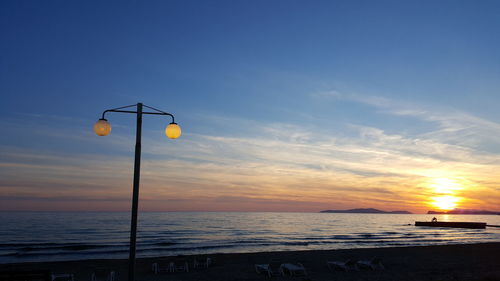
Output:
[{"xmin": 1, "ymin": 243, "xmax": 499, "ymax": 281}]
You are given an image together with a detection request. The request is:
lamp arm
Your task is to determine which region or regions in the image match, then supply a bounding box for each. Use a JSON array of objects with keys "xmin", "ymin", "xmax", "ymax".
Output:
[
  {"xmin": 143, "ymin": 105, "xmax": 175, "ymax": 123},
  {"xmin": 100, "ymin": 103, "xmax": 176, "ymax": 123},
  {"xmin": 101, "ymin": 104, "xmax": 138, "ymax": 119}
]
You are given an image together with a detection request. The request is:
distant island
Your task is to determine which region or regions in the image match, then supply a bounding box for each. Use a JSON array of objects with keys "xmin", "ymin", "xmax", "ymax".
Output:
[
  {"xmin": 320, "ymin": 208, "xmax": 412, "ymax": 214},
  {"xmin": 428, "ymin": 208, "xmax": 500, "ymax": 215}
]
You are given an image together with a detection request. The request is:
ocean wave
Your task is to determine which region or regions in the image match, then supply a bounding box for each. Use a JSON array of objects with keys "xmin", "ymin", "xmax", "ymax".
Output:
[{"xmin": 1, "ymin": 212, "xmax": 499, "ymax": 264}]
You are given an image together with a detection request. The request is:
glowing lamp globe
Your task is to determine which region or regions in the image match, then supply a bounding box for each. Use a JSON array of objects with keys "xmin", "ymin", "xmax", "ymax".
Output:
[
  {"xmin": 94, "ymin": 118, "xmax": 112, "ymax": 136},
  {"xmin": 165, "ymin": 122, "xmax": 181, "ymax": 139}
]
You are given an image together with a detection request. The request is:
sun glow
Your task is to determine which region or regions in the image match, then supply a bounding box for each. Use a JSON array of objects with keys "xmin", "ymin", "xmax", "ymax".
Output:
[
  {"xmin": 427, "ymin": 177, "xmax": 464, "ymax": 211},
  {"xmin": 429, "ymin": 178, "xmax": 463, "ymax": 194},
  {"xmin": 431, "ymin": 195, "xmax": 460, "ymax": 210}
]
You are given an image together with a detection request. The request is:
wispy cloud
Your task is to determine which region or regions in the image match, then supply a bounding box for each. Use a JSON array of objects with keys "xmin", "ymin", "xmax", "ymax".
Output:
[{"xmin": 314, "ymin": 90, "xmax": 500, "ymax": 153}]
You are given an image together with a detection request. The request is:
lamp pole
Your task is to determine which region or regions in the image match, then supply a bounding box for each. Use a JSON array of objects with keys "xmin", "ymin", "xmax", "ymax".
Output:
[
  {"xmin": 94, "ymin": 103, "xmax": 181, "ymax": 281},
  {"xmin": 129, "ymin": 103, "xmax": 142, "ymax": 281}
]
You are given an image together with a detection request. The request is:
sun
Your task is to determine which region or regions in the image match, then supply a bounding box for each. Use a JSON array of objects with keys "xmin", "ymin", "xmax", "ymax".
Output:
[
  {"xmin": 426, "ymin": 177, "xmax": 464, "ymax": 210},
  {"xmin": 431, "ymin": 195, "xmax": 459, "ymax": 211}
]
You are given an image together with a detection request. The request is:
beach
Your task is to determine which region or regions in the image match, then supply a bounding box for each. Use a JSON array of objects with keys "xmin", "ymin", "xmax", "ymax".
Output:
[{"xmin": 1, "ymin": 243, "xmax": 499, "ymax": 281}]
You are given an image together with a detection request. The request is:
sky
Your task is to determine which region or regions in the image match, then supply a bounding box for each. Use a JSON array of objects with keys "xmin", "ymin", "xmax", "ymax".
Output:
[{"xmin": 1, "ymin": 0, "xmax": 500, "ymax": 213}]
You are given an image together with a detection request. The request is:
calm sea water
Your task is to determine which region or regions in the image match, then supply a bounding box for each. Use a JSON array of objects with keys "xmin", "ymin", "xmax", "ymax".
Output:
[{"xmin": 1, "ymin": 212, "xmax": 499, "ymax": 264}]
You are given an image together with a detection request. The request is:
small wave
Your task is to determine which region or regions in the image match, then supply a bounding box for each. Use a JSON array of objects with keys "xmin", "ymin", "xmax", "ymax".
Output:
[
  {"xmin": 4, "ymin": 248, "xmax": 130, "ymax": 258},
  {"xmin": 331, "ymin": 235, "xmax": 357, "ymax": 240},
  {"xmin": 343, "ymin": 239, "xmax": 405, "ymax": 244},
  {"xmin": 150, "ymin": 244, "xmax": 240, "ymax": 252},
  {"xmin": 0, "ymin": 242, "xmax": 61, "ymax": 248},
  {"xmin": 230, "ymin": 239, "xmax": 269, "ymax": 244},
  {"xmin": 152, "ymin": 242, "xmax": 177, "ymax": 246},
  {"xmin": 331, "ymin": 235, "xmax": 391, "ymax": 240},
  {"xmin": 283, "ymin": 242, "xmax": 309, "ymax": 246},
  {"xmin": 303, "ymin": 237, "xmax": 331, "ymax": 241},
  {"xmin": 18, "ymin": 244, "xmax": 109, "ymax": 252}
]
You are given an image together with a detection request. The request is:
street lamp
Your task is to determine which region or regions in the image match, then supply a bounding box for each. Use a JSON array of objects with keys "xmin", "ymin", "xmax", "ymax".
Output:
[{"xmin": 94, "ymin": 103, "xmax": 180, "ymax": 281}]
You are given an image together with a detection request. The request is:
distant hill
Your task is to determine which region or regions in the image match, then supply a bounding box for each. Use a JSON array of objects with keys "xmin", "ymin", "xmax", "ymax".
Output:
[
  {"xmin": 428, "ymin": 208, "xmax": 500, "ymax": 215},
  {"xmin": 320, "ymin": 208, "xmax": 412, "ymax": 214}
]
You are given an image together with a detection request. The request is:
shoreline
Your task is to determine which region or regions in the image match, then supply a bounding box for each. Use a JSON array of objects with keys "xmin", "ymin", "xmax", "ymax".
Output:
[{"xmin": 1, "ymin": 242, "xmax": 500, "ymax": 280}]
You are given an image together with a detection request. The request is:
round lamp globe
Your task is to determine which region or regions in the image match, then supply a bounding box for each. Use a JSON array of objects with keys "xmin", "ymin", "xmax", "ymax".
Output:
[
  {"xmin": 165, "ymin": 123, "xmax": 181, "ymax": 139},
  {"xmin": 94, "ymin": 119, "xmax": 112, "ymax": 136}
]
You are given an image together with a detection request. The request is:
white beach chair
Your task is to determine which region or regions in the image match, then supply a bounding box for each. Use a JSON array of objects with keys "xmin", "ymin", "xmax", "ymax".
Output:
[
  {"xmin": 91, "ymin": 269, "xmax": 115, "ymax": 281},
  {"xmin": 152, "ymin": 262, "xmax": 175, "ymax": 274},
  {"xmin": 357, "ymin": 257, "xmax": 385, "ymax": 270},
  {"xmin": 255, "ymin": 264, "xmax": 269, "ymax": 275},
  {"xmin": 173, "ymin": 260, "xmax": 189, "ymax": 272},
  {"xmin": 255, "ymin": 261, "xmax": 283, "ymax": 277},
  {"xmin": 193, "ymin": 257, "xmax": 212, "ymax": 269},
  {"xmin": 327, "ymin": 259, "xmax": 359, "ymax": 271},
  {"xmin": 280, "ymin": 263, "xmax": 307, "ymax": 276}
]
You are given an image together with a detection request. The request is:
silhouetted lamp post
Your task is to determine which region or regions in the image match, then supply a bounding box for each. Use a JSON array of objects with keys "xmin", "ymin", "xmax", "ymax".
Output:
[{"xmin": 94, "ymin": 103, "xmax": 181, "ymax": 281}]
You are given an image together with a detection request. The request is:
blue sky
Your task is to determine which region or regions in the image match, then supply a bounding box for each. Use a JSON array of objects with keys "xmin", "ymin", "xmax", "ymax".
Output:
[{"xmin": 1, "ymin": 0, "xmax": 500, "ymax": 212}]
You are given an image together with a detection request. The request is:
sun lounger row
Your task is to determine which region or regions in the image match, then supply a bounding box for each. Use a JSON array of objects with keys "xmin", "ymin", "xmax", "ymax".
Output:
[
  {"xmin": 255, "ymin": 261, "xmax": 307, "ymax": 277},
  {"xmin": 152, "ymin": 261, "xmax": 188, "ymax": 273},
  {"xmin": 152, "ymin": 257, "xmax": 212, "ymax": 274},
  {"xmin": 91, "ymin": 269, "xmax": 116, "ymax": 281},
  {"xmin": 255, "ymin": 257, "xmax": 384, "ymax": 277}
]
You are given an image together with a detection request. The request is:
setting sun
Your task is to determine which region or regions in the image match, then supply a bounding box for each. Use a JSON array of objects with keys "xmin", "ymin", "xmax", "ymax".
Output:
[
  {"xmin": 426, "ymin": 177, "xmax": 466, "ymax": 210},
  {"xmin": 431, "ymin": 195, "xmax": 460, "ymax": 210}
]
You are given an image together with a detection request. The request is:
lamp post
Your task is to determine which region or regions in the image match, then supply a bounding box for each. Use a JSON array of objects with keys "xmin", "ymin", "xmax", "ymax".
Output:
[{"xmin": 94, "ymin": 103, "xmax": 181, "ymax": 281}]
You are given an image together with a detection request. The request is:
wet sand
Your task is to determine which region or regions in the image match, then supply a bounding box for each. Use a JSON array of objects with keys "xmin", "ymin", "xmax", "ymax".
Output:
[{"xmin": 1, "ymin": 243, "xmax": 499, "ymax": 281}]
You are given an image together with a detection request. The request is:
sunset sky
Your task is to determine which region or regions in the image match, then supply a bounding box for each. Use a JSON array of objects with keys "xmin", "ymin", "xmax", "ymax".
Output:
[{"xmin": 1, "ymin": 0, "xmax": 500, "ymax": 213}]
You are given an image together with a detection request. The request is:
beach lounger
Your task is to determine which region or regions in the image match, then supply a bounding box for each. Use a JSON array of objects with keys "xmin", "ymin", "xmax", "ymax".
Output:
[
  {"xmin": 193, "ymin": 257, "xmax": 212, "ymax": 269},
  {"xmin": 280, "ymin": 263, "xmax": 307, "ymax": 276},
  {"xmin": 152, "ymin": 262, "xmax": 175, "ymax": 274},
  {"xmin": 152, "ymin": 261, "xmax": 189, "ymax": 273},
  {"xmin": 91, "ymin": 269, "xmax": 115, "ymax": 281},
  {"xmin": 327, "ymin": 259, "xmax": 359, "ymax": 271},
  {"xmin": 357, "ymin": 257, "xmax": 385, "ymax": 270},
  {"xmin": 173, "ymin": 260, "xmax": 189, "ymax": 272},
  {"xmin": 255, "ymin": 261, "xmax": 283, "ymax": 277}
]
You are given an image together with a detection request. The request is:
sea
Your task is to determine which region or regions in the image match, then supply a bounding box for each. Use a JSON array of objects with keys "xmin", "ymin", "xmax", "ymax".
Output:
[{"xmin": 1, "ymin": 212, "xmax": 499, "ymax": 264}]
